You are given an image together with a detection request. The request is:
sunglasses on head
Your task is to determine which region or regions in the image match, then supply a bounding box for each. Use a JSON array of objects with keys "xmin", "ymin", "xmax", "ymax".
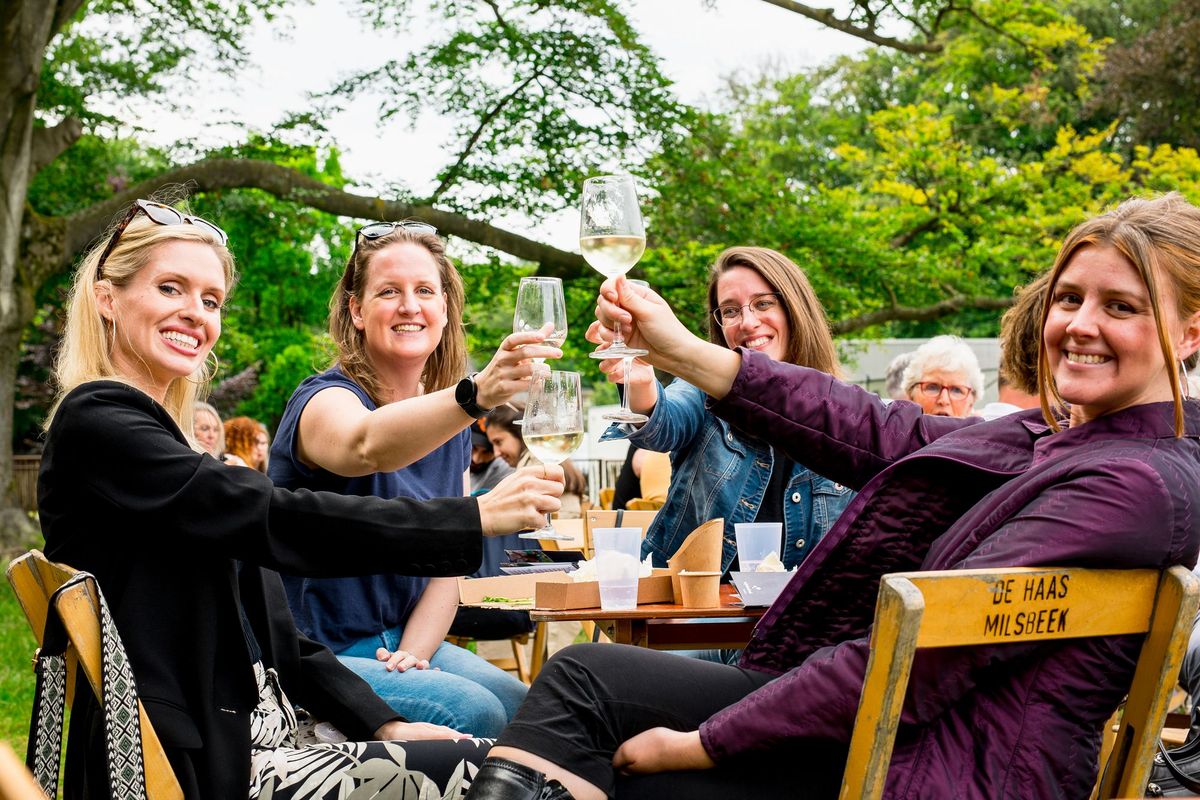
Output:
[
  {"xmin": 96, "ymin": 199, "xmax": 228, "ymax": 280},
  {"xmin": 356, "ymin": 220, "xmax": 438, "ymax": 243}
]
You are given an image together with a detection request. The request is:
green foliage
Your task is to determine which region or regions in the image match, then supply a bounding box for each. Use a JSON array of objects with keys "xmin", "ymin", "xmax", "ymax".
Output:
[
  {"xmin": 0, "ymin": 576, "xmax": 36, "ymax": 758},
  {"xmin": 329, "ymin": 0, "xmax": 684, "ymax": 216},
  {"xmin": 649, "ymin": 0, "xmax": 1200, "ymax": 339}
]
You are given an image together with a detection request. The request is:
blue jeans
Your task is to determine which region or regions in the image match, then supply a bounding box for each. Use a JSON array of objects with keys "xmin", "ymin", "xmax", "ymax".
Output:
[{"xmin": 337, "ymin": 628, "xmax": 528, "ymax": 738}]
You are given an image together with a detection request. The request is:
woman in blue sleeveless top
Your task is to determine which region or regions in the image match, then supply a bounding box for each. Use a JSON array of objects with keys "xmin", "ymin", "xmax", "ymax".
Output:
[{"xmin": 270, "ymin": 221, "xmax": 560, "ymax": 738}]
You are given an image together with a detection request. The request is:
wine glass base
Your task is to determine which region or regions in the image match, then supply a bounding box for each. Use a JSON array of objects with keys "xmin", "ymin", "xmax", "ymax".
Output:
[
  {"xmin": 602, "ymin": 409, "xmax": 649, "ymax": 424},
  {"xmin": 518, "ymin": 530, "xmax": 576, "ymax": 541},
  {"xmin": 590, "ymin": 344, "xmax": 648, "ymax": 359}
]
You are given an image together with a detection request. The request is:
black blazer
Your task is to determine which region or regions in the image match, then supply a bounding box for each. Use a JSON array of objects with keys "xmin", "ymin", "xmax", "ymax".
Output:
[{"xmin": 39, "ymin": 382, "xmax": 483, "ymax": 798}]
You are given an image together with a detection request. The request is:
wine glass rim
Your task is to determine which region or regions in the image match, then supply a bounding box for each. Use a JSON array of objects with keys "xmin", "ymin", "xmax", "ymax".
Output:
[
  {"xmin": 583, "ymin": 174, "xmax": 636, "ymax": 185},
  {"xmin": 518, "ymin": 276, "xmax": 563, "ymax": 284}
]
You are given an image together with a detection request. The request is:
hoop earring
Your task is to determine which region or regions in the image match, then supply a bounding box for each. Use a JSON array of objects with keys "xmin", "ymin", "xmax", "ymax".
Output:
[{"xmin": 1181, "ymin": 359, "xmax": 1191, "ymax": 399}]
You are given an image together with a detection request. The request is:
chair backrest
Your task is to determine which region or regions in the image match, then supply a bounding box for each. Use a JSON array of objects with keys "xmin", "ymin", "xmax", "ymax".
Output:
[
  {"xmin": 841, "ymin": 566, "xmax": 1199, "ymax": 800},
  {"xmin": 583, "ymin": 509, "xmax": 657, "ymax": 558},
  {"xmin": 637, "ymin": 450, "xmax": 672, "ymax": 504},
  {"xmin": 6, "ymin": 550, "xmax": 184, "ymax": 800},
  {"xmin": 598, "ymin": 487, "xmax": 615, "ymax": 511},
  {"xmin": 625, "ymin": 498, "xmax": 664, "ymax": 511}
]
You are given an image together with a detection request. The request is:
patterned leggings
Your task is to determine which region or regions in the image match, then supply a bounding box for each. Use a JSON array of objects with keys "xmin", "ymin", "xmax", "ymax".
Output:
[{"xmin": 246, "ymin": 662, "xmax": 492, "ymax": 799}]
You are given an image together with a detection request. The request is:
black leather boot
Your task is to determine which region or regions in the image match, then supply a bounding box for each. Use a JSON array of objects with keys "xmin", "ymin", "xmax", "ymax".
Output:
[{"xmin": 466, "ymin": 757, "xmax": 575, "ymax": 799}]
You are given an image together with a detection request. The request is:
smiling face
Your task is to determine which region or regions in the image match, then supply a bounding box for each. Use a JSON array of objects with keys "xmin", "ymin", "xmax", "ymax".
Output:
[
  {"xmin": 1045, "ymin": 244, "xmax": 1200, "ymax": 426},
  {"xmin": 489, "ymin": 428, "xmax": 525, "ymax": 467},
  {"xmin": 349, "ymin": 242, "xmax": 449, "ymax": 372},
  {"xmin": 193, "ymin": 407, "xmax": 222, "ymax": 455},
  {"xmin": 714, "ymin": 266, "xmax": 789, "ymax": 361},
  {"xmin": 98, "ymin": 240, "xmax": 225, "ymax": 402}
]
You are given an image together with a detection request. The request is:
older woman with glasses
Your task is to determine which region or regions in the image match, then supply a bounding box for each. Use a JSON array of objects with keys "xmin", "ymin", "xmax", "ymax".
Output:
[
  {"xmin": 902, "ymin": 335, "xmax": 984, "ymax": 418},
  {"xmin": 269, "ymin": 220, "xmax": 560, "ymax": 739},
  {"xmin": 39, "ymin": 198, "xmax": 563, "ymax": 799},
  {"xmin": 599, "ymin": 247, "xmax": 853, "ymax": 585}
]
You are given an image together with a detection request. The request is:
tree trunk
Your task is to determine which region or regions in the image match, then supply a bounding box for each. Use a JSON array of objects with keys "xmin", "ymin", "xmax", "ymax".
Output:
[{"xmin": 0, "ymin": 1, "xmax": 60, "ymax": 546}]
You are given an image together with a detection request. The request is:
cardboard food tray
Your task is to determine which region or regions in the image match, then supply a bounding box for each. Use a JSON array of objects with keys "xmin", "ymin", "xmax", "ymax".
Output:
[
  {"xmin": 458, "ymin": 573, "xmax": 572, "ymax": 610},
  {"xmin": 533, "ymin": 568, "xmax": 675, "ymax": 610}
]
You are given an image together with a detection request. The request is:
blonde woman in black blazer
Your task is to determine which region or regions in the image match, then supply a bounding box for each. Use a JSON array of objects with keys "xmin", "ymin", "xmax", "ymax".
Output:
[{"xmin": 39, "ymin": 198, "xmax": 563, "ymax": 799}]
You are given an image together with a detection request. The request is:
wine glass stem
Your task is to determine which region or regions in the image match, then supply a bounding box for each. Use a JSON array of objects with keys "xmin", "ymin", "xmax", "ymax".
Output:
[
  {"xmin": 611, "ymin": 321, "xmax": 625, "ymax": 348},
  {"xmin": 620, "ymin": 357, "xmax": 636, "ymax": 415}
]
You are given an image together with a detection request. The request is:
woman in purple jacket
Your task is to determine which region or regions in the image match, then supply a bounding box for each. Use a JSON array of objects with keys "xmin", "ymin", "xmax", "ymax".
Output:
[{"xmin": 464, "ymin": 193, "xmax": 1200, "ymax": 800}]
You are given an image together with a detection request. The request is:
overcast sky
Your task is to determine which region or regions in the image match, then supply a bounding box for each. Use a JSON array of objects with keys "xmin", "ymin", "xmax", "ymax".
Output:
[{"xmin": 131, "ymin": 0, "xmax": 863, "ymax": 249}]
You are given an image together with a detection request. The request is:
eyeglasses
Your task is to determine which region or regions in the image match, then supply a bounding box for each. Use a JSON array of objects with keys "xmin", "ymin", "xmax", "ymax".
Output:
[
  {"xmin": 96, "ymin": 199, "xmax": 227, "ymax": 280},
  {"xmin": 356, "ymin": 220, "xmax": 438, "ymax": 243},
  {"xmin": 914, "ymin": 381, "xmax": 974, "ymax": 402},
  {"xmin": 712, "ymin": 293, "xmax": 781, "ymax": 327}
]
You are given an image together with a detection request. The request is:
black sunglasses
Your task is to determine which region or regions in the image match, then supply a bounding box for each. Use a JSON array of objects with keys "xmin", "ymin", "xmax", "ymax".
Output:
[
  {"xmin": 96, "ymin": 199, "xmax": 228, "ymax": 280},
  {"xmin": 356, "ymin": 220, "xmax": 438, "ymax": 242}
]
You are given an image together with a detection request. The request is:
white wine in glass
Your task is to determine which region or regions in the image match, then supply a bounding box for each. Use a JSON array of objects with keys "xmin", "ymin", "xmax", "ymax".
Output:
[
  {"xmin": 580, "ymin": 175, "xmax": 647, "ymax": 360},
  {"xmin": 518, "ymin": 370, "xmax": 585, "ymax": 541}
]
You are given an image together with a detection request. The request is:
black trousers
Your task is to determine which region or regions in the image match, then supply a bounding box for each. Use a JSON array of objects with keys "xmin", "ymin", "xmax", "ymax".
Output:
[{"xmin": 496, "ymin": 643, "xmax": 846, "ymax": 799}]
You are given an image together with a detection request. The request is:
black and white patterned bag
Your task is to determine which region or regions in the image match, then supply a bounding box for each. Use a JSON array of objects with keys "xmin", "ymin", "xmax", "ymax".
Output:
[{"xmin": 26, "ymin": 571, "xmax": 148, "ymax": 799}]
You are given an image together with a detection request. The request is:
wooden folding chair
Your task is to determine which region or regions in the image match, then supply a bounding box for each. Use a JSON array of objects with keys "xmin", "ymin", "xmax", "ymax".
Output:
[
  {"xmin": 6, "ymin": 550, "xmax": 184, "ymax": 799},
  {"xmin": 841, "ymin": 566, "xmax": 1199, "ymax": 800},
  {"xmin": 598, "ymin": 487, "xmax": 615, "ymax": 510},
  {"xmin": 625, "ymin": 498, "xmax": 663, "ymax": 511}
]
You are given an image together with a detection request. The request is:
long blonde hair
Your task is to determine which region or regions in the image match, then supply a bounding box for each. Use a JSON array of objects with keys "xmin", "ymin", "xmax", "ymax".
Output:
[
  {"xmin": 1038, "ymin": 193, "xmax": 1200, "ymax": 436},
  {"xmin": 47, "ymin": 206, "xmax": 236, "ymax": 432},
  {"xmin": 329, "ymin": 226, "xmax": 466, "ymax": 405}
]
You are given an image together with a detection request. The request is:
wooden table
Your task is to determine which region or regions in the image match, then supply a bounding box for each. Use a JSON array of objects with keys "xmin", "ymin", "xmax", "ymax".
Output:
[{"xmin": 530, "ymin": 584, "xmax": 764, "ymax": 650}]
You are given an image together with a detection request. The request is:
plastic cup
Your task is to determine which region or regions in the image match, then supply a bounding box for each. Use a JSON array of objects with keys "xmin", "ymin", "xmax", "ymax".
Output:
[
  {"xmin": 734, "ymin": 522, "xmax": 782, "ymax": 573},
  {"xmin": 679, "ymin": 570, "xmax": 722, "ymax": 609},
  {"xmin": 593, "ymin": 527, "xmax": 642, "ymax": 610}
]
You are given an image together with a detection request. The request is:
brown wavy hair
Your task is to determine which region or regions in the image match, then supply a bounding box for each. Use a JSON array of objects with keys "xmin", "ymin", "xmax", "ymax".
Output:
[
  {"xmin": 705, "ymin": 247, "xmax": 842, "ymax": 378},
  {"xmin": 1037, "ymin": 193, "xmax": 1200, "ymax": 436},
  {"xmin": 329, "ymin": 225, "xmax": 466, "ymax": 405}
]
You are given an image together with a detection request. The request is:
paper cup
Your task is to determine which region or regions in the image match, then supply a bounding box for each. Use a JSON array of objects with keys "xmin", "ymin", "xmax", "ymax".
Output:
[
  {"xmin": 668, "ymin": 518, "xmax": 724, "ymax": 603},
  {"xmin": 679, "ymin": 570, "xmax": 722, "ymax": 609}
]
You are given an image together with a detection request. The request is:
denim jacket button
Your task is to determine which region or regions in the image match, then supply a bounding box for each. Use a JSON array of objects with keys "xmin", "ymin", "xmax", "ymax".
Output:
[
  {"xmin": 791, "ymin": 492, "xmax": 802, "ymax": 503},
  {"xmin": 726, "ymin": 432, "xmax": 734, "ymax": 442},
  {"xmin": 795, "ymin": 539, "xmax": 806, "ymax": 549},
  {"xmin": 834, "ymin": 483, "xmax": 845, "ymax": 492}
]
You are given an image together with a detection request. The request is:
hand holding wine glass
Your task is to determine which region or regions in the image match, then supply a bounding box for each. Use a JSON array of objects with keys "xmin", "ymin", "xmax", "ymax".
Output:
[{"xmin": 518, "ymin": 370, "xmax": 585, "ymax": 541}]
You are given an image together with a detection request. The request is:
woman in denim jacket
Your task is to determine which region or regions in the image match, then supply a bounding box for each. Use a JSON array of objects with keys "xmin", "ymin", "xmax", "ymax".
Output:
[{"xmin": 604, "ymin": 247, "xmax": 853, "ymax": 571}]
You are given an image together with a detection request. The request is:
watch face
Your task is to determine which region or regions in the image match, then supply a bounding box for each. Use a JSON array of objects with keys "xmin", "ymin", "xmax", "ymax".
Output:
[{"xmin": 456, "ymin": 375, "xmax": 475, "ymax": 405}]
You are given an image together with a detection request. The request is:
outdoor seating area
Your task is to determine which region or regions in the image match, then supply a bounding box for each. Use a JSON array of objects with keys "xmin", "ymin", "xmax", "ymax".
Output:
[{"xmin": 8, "ymin": 2, "xmax": 1200, "ymax": 799}]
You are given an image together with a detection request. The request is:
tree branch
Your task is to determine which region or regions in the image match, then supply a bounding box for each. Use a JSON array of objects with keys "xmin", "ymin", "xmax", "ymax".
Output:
[
  {"xmin": 30, "ymin": 157, "xmax": 586, "ymax": 288},
  {"xmin": 50, "ymin": 0, "xmax": 87, "ymax": 40},
  {"xmin": 758, "ymin": 0, "xmax": 943, "ymax": 54},
  {"xmin": 29, "ymin": 116, "xmax": 82, "ymax": 175},
  {"xmin": 429, "ymin": 65, "xmax": 546, "ymax": 203},
  {"xmin": 831, "ymin": 294, "xmax": 1013, "ymax": 334}
]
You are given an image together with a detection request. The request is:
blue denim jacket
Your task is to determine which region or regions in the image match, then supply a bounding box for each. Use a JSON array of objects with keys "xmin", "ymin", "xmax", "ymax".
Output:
[{"xmin": 610, "ymin": 378, "xmax": 854, "ymax": 572}]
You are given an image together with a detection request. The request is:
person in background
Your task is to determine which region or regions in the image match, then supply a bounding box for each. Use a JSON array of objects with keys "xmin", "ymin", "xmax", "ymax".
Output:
[
  {"xmin": 38, "ymin": 197, "xmax": 564, "ymax": 800},
  {"xmin": 598, "ymin": 246, "xmax": 853, "ymax": 575},
  {"xmin": 464, "ymin": 192, "xmax": 1200, "ymax": 800},
  {"xmin": 488, "ymin": 404, "xmax": 587, "ymax": 517},
  {"xmin": 884, "ymin": 350, "xmax": 915, "ymax": 401},
  {"xmin": 193, "ymin": 400, "xmax": 247, "ymax": 465},
  {"xmin": 901, "ymin": 335, "xmax": 983, "ymax": 418},
  {"xmin": 470, "ymin": 418, "xmax": 514, "ymax": 495},
  {"xmin": 225, "ymin": 415, "xmax": 270, "ymax": 471},
  {"xmin": 608, "ymin": 442, "xmax": 642, "ymax": 510}
]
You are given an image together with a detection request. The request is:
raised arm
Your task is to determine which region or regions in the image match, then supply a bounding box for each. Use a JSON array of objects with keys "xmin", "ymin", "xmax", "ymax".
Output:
[{"xmin": 298, "ymin": 327, "xmax": 561, "ymax": 477}]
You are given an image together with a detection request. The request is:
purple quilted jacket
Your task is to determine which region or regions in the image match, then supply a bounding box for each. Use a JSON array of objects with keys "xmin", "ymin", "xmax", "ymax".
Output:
[{"xmin": 697, "ymin": 351, "xmax": 1200, "ymax": 799}]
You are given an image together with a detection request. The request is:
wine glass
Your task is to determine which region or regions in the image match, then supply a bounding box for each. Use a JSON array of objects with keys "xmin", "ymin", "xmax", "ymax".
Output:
[
  {"xmin": 580, "ymin": 175, "xmax": 647, "ymax": 361},
  {"xmin": 511, "ymin": 277, "xmax": 567, "ymax": 424},
  {"xmin": 518, "ymin": 370, "xmax": 586, "ymax": 541},
  {"xmin": 513, "ymin": 276, "xmax": 567, "ymax": 370}
]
